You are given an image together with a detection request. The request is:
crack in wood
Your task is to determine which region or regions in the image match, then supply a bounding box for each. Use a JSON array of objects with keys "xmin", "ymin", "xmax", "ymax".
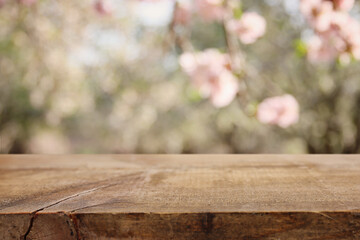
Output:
[
  {"xmin": 37, "ymin": 184, "xmax": 119, "ymax": 212},
  {"xmin": 0, "ymin": 171, "xmax": 143, "ymax": 212},
  {"xmin": 69, "ymin": 200, "xmax": 133, "ymax": 213},
  {"xmin": 67, "ymin": 213, "xmax": 81, "ymax": 240},
  {"xmin": 16, "ymin": 172, "xmax": 147, "ymax": 239},
  {"xmin": 21, "ymin": 213, "xmax": 36, "ymax": 240},
  {"xmin": 18, "ymin": 180, "xmax": 136, "ymax": 239}
]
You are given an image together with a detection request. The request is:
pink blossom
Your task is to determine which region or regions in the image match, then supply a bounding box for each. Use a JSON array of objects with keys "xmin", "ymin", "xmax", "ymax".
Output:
[
  {"xmin": 257, "ymin": 94, "xmax": 299, "ymax": 128},
  {"xmin": 227, "ymin": 12, "xmax": 266, "ymax": 44},
  {"xmin": 333, "ymin": 0, "xmax": 354, "ymax": 11},
  {"xmin": 307, "ymin": 12, "xmax": 360, "ymax": 62},
  {"xmin": 179, "ymin": 49, "xmax": 239, "ymax": 108},
  {"xmin": 209, "ymin": 70, "xmax": 239, "ymax": 107},
  {"xmin": 306, "ymin": 35, "xmax": 339, "ymax": 62},
  {"xmin": 300, "ymin": 0, "xmax": 321, "ymax": 16},
  {"xmin": 174, "ymin": 2, "xmax": 192, "ymax": 25},
  {"xmin": 300, "ymin": 0, "xmax": 360, "ymax": 63},
  {"xmin": 94, "ymin": 0, "xmax": 113, "ymax": 16},
  {"xmin": 334, "ymin": 15, "xmax": 360, "ymax": 59},
  {"xmin": 194, "ymin": 0, "xmax": 226, "ymax": 22},
  {"xmin": 349, "ymin": 30, "xmax": 360, "ymax": 59},
  {"xmin": 300, "ymin": 0, "xmax": 334, "ymax": 32}
]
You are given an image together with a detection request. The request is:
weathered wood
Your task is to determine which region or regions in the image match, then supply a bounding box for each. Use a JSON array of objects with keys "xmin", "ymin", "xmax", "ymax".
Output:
[{"xmin": 0, "ymin": 155, "xmax": 360, "ymax": 239}]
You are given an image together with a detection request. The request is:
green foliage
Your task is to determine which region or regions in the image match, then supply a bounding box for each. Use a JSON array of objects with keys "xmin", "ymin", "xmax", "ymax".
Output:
[
  {"xmin": 233, "ymin": 7, "xmax": 243, "ymax": 19},
  {"xmin": 294, "ymin": 39, "xmax": 307, "ymax": 58},
  {"xmin": 185, "ymin": 86, "xmax": 203, "ymax": 103}
]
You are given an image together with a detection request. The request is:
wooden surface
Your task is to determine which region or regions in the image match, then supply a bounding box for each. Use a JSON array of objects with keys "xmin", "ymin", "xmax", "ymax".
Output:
[{"xmin": 0, "ymin": 155, "xmax": 360, "ymax": 239}]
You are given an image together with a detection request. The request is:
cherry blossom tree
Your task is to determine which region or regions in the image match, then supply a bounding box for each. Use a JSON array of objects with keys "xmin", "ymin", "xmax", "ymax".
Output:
[
  {"xmin": 168, "ymin": 0, "xmax": 298, "ymax": 129},
  {"xmin": 1, "ymin": 0, "xmax": 360, "ymax": 153},
  {"xmin": 300, "ymin": 0, "xmax": 360, "ymax": 64}
]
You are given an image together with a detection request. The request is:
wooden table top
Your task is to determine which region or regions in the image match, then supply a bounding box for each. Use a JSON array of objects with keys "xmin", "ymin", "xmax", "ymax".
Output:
[{"xmin": 1, "ymin": 155, "xmax": 360, "ymax": 239}]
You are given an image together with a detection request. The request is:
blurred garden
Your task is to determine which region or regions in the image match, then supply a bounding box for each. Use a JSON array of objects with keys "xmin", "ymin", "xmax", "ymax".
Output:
[{"xmin": 1, "ymin": 0, "xmax": 360, "ymax": 153}]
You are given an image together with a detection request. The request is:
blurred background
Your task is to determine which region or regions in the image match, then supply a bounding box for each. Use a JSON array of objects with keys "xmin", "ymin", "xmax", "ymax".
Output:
[{"xmin": 1, "ymin": 0, "xmax": 360, "ymax": 154}]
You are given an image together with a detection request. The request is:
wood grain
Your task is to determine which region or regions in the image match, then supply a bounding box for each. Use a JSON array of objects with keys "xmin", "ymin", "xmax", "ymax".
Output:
[{"xmin": 0, "ymin": 155, "xmax": 360, "ymax": 239}]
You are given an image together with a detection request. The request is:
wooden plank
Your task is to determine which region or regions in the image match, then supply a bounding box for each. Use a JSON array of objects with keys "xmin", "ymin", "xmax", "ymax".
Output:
[{"xmin": 0, "ymin": 155, "xmax": 359, "ymax": 239}]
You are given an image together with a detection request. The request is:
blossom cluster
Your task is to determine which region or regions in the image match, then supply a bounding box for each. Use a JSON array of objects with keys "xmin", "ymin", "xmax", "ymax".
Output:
[
  {"xmin": 179, "ymin": 47, "xmax": 300, "ymax": 127},
  {"xmin": 175, "ymin": 1, "xmax": 299, "ymax": 127},
  {"xmin": 179, "ymin": 49, "xmax": 239, "ymax": 108},
  {"xmin": 301, "ymin": 0, "xmax": 360, "ymax": 63},
  {"xmin": 257, "ymin": 95, "xmax": 299, "ymax": 128},
  {"xmin": 177, "ymin": 1, "xmax": 267, "ymax": 108}
]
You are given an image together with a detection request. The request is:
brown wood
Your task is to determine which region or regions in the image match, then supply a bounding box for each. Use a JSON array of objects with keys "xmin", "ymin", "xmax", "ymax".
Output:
[{"xmin": 0, "ymin": 155, "xmax": 360, "ymax": 239}]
